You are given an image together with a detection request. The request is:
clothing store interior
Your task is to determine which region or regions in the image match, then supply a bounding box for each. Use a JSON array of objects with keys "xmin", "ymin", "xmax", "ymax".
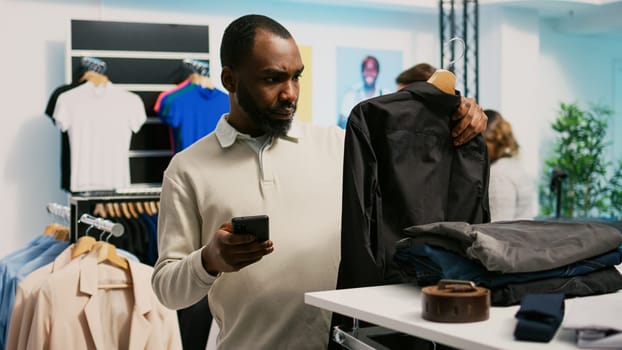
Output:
[{"xmin": 1, "ymin": 0, "xmax": 622, "ymax": 349}]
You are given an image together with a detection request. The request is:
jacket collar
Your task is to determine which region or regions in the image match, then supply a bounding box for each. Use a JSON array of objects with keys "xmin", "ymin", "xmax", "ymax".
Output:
[
  {"xmin": 79, "ymin": 249, "xmax": 153, "ymax": 349},
  {"xmin": 215, "ymin": 113, "xmax": 302, "ymax": 149},
  {"xmin": 403, "ymin": 81, "xmax": 462, "ymax": 116}
]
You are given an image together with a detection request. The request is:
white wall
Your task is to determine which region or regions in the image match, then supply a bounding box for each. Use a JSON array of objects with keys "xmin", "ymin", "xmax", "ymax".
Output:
[
  {"xmin": 480, "ymin": 5, "xmax": 541, "ymax": 181},
  {"xmin": 538, "ymin": 19, "xmax": 622, "ymax": 164},
  {"xmin": 0, "ymin": 0, "xmax": 101, "ymax": 258},
  {"xmin": 480, "ymin": 4, "xmax": 622, "ymax": 189}
]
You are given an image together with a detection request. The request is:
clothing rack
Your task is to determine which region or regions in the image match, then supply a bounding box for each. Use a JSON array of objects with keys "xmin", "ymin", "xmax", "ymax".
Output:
[
  {"xmin": 182, "ymin": 58, "xmax": 210, "ymax": 76},
  {"xmin": 78, "ymin": 213, "xmax": 124, "ymax": 240},
  {"xmin": 69, "ymin": 189, "xmax": 161, "ymax": 241},
  {"xmin": 68, "ymin": 19, "xmax": 211, "ymax": 185},
  {"xmin": 46, "ymin": 202, "xmax": 71, "ymax": 222},
  {"xmin": 80, "ymin": 56, "xmax": 107, "ymax": 74}
]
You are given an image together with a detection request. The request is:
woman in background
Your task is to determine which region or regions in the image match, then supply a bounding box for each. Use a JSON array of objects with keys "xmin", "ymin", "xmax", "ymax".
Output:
[{"xmin": 484, "ymin": 109, "xmax": 538, "ymax": 222}]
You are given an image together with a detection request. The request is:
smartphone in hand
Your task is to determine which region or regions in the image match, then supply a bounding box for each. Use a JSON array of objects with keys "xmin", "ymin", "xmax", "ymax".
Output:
[{"xmin": 232, "ymin": 215, "xmax": 269, "ymax": 241}]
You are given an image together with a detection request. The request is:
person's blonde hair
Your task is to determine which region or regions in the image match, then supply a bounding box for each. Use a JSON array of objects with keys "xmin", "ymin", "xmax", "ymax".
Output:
[{"xmin": 484, "ymin": 109, "xmax": 519, "ymax": 162}]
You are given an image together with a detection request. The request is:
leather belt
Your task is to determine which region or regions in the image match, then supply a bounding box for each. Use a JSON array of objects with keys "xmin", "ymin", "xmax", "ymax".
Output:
[{"xmin": 421, "ymin": 279, "xmax": 490, "ymax": 323}]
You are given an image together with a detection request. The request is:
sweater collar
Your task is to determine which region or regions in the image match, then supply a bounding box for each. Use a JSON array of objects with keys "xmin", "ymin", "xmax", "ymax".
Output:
[{"xmin": 215, "ymin": 114, "xmax": 302, "ymax": 149}]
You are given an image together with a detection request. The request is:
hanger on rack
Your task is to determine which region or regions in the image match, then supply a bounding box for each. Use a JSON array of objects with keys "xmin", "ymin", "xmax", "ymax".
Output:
[
  {"xmin": 72, "ymin": 236, "xmax": 96, "ymax": 259},
  {"xmin": 183, "ymin": 58, "xmax": 214, "ymax": 89},
  {"xmin": 148, "ymin": 201, "xmax": 158, "ymax": 215},
  {"xmin": 45, "ymin": 203, "xmax": 71, "ymax": 241},
  {"xmin": 71, "ymin": 214, "xmax": 125, "ymax": 263},
  {"xmin": 120, "ymin": 202, "xmax": 131, "ymax": 219},
  {"xmin": 143, "ymin": 201, "xmax": 154, "ymax": 216},
  {"xmin": 71, "ymin": 214, "xmax": 130, "ymax": 287},
  {"xmin": 112, "ymin": 202, "xmax": 122, "ymax": 218},
  {"xmin": 92, "ymin": 240, "xmax": 129, "ymax": 272},
  {"xmin": 79, "ymin": 57, "xmax": 109, "ymax": 86},
  {"xmin": 427, "ymin": 37, "xmax": 465, "ymax": 95},
  {"xmin": 135, "ymin": 201, "xmax": 145, "ymax": 214},
  {"xmin": 91, "ymin": 233, "xmax": 131, "ymax": 288},
  {"xmin": 93, "ymin": 202, "xmax": 108, "ymax": 218},
  {"xmin": 127, "ymin": 202, "xmax": 139, "ymax": 218}
]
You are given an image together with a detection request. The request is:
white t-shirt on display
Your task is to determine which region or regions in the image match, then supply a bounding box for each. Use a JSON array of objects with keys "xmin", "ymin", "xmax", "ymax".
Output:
[{"xmin": 54, "ymin": 81, "xmax": 146, "ymax": 192}]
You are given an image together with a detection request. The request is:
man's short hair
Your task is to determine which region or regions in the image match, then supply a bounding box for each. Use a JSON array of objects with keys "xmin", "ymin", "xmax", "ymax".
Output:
[
  {"xmin": 220, "ymin": 14, "xmax": 292, "ymax": 69},
  {"xmin": 396, "ymin": 63, "xmax": 437, "ymax": 85}
]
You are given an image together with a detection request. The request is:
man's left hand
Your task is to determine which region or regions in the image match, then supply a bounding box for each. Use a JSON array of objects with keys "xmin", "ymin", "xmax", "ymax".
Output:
[{"xmin": 451, "ymin": 96, "xmax": 487, "ymax": 146}]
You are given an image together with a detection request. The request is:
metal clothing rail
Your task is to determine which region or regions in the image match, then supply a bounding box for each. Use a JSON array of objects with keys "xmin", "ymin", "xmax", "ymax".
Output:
[
  {"xmin": 46, "ymin": 202, "xmax": 71, "ymax": 222},
  {"xmin": 69, "ymin": 192, "xmax": 160, "ymax": 242},
  {"xmin": 78, "ymin": 213, "xmax": 124, "ymax": 242},
  {"xmin": 182, "ymin": 58, "xmax": 210, "ymax": 76},
  {"xmin": 80, "ymin": 56, "xmax": 108, "ymax": 74}
]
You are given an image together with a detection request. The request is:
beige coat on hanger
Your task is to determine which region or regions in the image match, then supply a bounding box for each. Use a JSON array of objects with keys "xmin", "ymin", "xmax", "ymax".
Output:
[
  {"xmin": 24, "ymin": 249, "xmax": 181, "ymax": 350},
  {"xmin": 7, "ymin": 245, "xmax": 76, "ymax": 350}
]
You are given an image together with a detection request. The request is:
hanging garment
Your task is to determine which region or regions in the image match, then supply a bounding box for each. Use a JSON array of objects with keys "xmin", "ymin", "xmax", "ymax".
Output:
[
  {"xmin": 6, "ymin": 243, "xmax": 77, "ymax": 350},
  {"xmin": 0, "ymin": 236, "xmax": 68, "ymax": 350},
  {"xmin": 153, "ymin": 78, "xmax": 190, "ymax": 114},
  {"xmin": 158, "ymin": 84, "xmax": 229, "ymax": 152},
  {"xmin": 337, "ymin": 81, "xmax": 490, "ymax": 290},
  {"xmin": 53, "ymin": 81, "xmax": 147, "ymax": 192},
  {"xmin": 25, "ymin": 248, "xmax": 181, "ymax": 350},
  {"xmin": 45, "ymin": 81, "xmax": 86, "ymax": 191}
]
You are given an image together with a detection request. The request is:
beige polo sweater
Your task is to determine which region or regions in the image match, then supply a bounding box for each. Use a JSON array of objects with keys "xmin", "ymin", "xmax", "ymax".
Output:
[{"xmin": 152, "ymin": 116, "xmax": 344, "ymax": 349}]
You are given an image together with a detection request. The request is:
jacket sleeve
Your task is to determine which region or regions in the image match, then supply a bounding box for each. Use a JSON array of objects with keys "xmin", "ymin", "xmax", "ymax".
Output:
[
  {"xmin": 337, "ymin": 104, "xmax": 384, "ymax": 289},
  {"xmin": 151, "ymin": 164, "xmax": 217, "ymax": 310}
]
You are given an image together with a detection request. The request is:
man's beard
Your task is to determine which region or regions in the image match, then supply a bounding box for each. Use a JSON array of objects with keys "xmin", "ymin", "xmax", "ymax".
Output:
[{"xmin": 237, "ymin": 81, "xmax": 295, "ymax": 138}]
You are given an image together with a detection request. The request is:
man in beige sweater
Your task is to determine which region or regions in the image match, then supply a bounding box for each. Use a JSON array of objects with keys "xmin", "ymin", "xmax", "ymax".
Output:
[{"xmin": 151, "ymin": 14, "xmax": 487, "ymax": 349}]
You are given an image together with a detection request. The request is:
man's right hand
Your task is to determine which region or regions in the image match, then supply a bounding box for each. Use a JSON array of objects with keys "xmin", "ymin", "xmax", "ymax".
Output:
[{"xmin": 200, "ymin": 221, "xmax": 274, "ymax": 275}]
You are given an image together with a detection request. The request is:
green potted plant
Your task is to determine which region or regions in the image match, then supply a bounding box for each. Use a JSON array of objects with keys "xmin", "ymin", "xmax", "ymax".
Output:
[{"xmin": 539, "ymin": 102, "xmax": 622, "ymax": 219}]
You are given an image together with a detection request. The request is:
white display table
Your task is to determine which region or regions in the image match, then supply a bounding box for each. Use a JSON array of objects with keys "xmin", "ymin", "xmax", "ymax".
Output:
[{"xmin": 306, "ymin": 283, "xmax": 587, "ymax": 350}]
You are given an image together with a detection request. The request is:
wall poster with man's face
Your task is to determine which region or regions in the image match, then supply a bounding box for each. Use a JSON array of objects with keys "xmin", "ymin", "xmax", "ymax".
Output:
[{"xmin": 336, "ymin": 47, "xmax": 403, "ymax": 129}]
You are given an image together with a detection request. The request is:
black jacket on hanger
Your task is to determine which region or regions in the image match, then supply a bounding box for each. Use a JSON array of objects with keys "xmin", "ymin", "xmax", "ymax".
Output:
[{"xmin": 336, "ymin": 81, "xmax": 491, "ymax": 290}]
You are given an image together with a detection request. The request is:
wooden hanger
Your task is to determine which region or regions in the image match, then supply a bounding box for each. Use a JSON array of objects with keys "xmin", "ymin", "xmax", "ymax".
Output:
[
  {"xmin": 93, "ymin": 202, "xmax": 107, "ymax": 218},
  {"xmin": 93, "ymin": 241, "xmax": 129, "ymax": 271},
  {"xmin": 190, "ymin": 72, "xmax": 214, "ymax": 89},
  {"xmin": 43, "ymin": 223, "xmax": 70, "ymax": 241},
  {"xmin": 71, "ymin": 235, "xmax": 96, "ymax": 259},
  {"xmin": 427, "ymin": 69, "xmax": 456, "ymax": 95},
  {"xmin": 53, "ymin": 226, "xmax": 70, "ymax": 241},
  {"xmin": 80, "ymin": 70, "xmax": 109, "ymax": 86},
  {"xmin": 112, "ymin": 203, "xmax": 122, "ymax": 218},
  {"xmin": 93, "ymin": 241, "xmax": 132, "ymax": 289},
  {"xmin": 149, "ymin": 201, "xmax": 158, "ymax": 215},
  {"xmin": 135, "ymin": 201, "xmax": 145, "ymax": 214},
  {"xmin": 43, "ymin": 223, "xmax": 63, "ymax": 236},
  {"xmin": 127, "ymin": 202, "xmax": 139, "ymax": 219},
  {"xmin": 120, "ymin": 202, "xmax": 132, "ymax": 219},
  {"xmin": 144, "ymin": 201, "xmax": 153, "ymax": 216},
  {"xmin": 105, "ymin": 202, "xmax": 116, "ymax": 217}
]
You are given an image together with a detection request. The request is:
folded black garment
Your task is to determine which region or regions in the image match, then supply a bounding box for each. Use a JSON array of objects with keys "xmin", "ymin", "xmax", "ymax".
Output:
[
  {"xmin": 514, "ymin": 293, "xmax": 565, "ymax": 342},
  {"xmin": 492, "ymin": 267, "xmax": 622, "ymax": 306}
]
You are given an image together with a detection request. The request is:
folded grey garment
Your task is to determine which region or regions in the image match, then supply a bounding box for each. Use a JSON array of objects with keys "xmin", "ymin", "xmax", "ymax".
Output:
[{"xmin": 400, "ymin": 220, "xmax": 622, "ymax": 273}]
